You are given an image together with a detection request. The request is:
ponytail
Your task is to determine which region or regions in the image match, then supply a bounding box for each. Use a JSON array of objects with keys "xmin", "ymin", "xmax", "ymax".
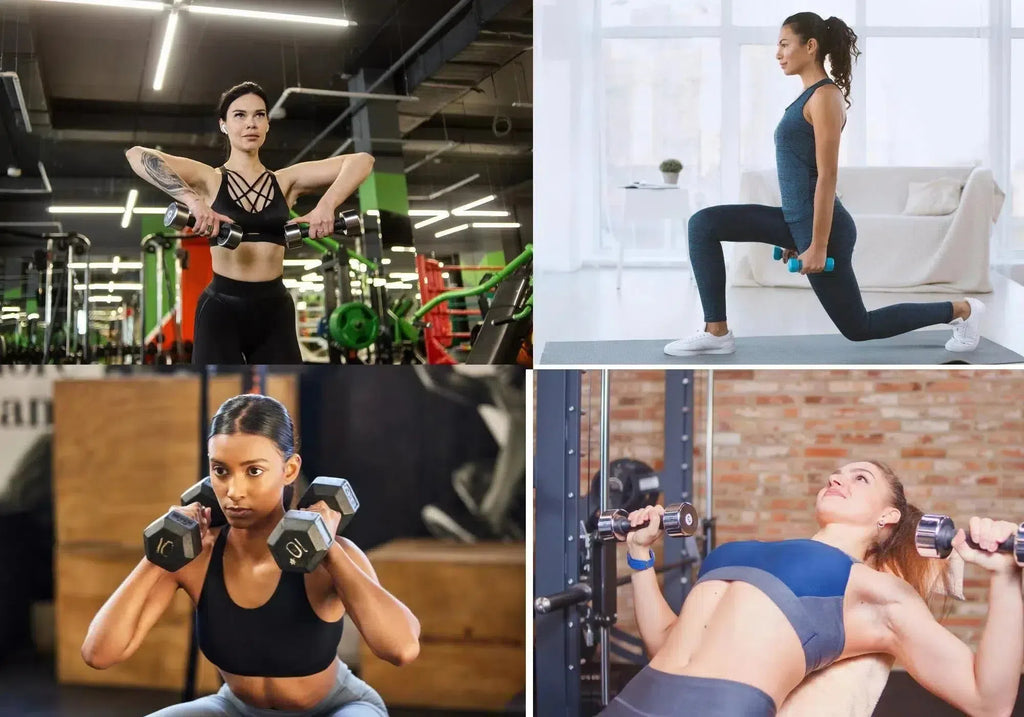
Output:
[
  {"xmin": 863, "ymin": 461, "xmax": 944, "ymax": 599},
  {"xmin": 783, "ymin": 12, "xmax": 861, "ymax": 108}
]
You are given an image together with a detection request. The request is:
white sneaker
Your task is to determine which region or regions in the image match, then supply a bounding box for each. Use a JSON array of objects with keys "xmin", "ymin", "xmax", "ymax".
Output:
[
  {"xmin": 664, "ymin": 330, "xmax": 736, "ymax": 356},
  {"xmin": 945, "ymin": 297, "xmax": 985, "ymax": 352}
]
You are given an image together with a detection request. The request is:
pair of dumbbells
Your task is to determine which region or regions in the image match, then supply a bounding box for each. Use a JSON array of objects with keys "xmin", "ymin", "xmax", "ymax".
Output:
[
  {"xmin": 164, "ymin": 202, "xmax": 363, "ymax": 251},
  {"xmin": 772, "ymin": 246, "xmax": 835, "ymax": 273},
  {"xmin": 594, "ymin": 502, "xmax": 699, "ymax": 542},
  {"xmin": 143, "ymin": 475, "xmax": 359, "ymax": 573},
  {"xmin": 915, "ymin": 514, "xmax": 1024, "ymax": 565}
]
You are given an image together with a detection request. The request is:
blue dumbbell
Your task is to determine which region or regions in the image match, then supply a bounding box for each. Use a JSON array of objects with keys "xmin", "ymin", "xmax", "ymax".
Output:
[
  {"xmin": 773, "ymin": 246, "xmax": 785, "ymax": 261},
  {"xmin": 787, "ymin": 257, "xmax": 834, "ymax": 273}
]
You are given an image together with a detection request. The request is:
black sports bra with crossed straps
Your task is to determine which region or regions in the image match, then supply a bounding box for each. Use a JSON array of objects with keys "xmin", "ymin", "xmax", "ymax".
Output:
[{"xmin": 210, "ymin": 167, "xmax": 291, "ymax": 246}]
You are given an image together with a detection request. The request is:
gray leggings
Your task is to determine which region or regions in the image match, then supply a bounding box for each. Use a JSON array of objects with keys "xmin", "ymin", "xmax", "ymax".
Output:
[
  {"xmin": 687, "ymin": 203, "xmax": 955, "ymax": 341},
  {"xmin": 145, "ymin": 664, "xmax": 387, "ymax": 717},
  {"xmin": 599, "ymin": 667, "xmax": 777, "ymax": 717}
]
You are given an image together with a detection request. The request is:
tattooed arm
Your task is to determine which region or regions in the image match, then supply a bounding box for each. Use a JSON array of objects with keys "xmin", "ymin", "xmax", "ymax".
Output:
[
  {"xmin": 125, "ymin": 147, "xmax": 215, "ymax": 206},
  {"xmin": 125, "ymin": 147, "xmax": 233, "ymax": 237}
]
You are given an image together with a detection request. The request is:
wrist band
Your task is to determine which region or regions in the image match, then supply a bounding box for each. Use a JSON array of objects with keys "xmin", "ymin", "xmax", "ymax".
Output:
[{"xmin": 627, "ymin": 548, "xmax": 656, "ymax": 571}]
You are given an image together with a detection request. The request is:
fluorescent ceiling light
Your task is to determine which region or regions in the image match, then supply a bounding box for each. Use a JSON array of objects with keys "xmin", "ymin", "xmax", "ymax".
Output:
[
  {"xmin": 471, "ymin": 222, "xmax": 522, "ymax": 229},
  {"xmin": 413, "ymin": 211, "xmax": 450, "ymax": 229},
  {"xmin": 121, "ymin": 189, "xmax": 138, "ymax": 228},
  {"xmin": 133, "ymin": 207, "xmax": 168, "ymax": 214},
  {"xmin": 153, "ymin": 9, "xmax": 179, "ymax": 91},
  {"xmin": 384, "ymin": 282, "xmax": 414, "ymax": 290},
  {"xmin": 366, "ymin": 210, "xmax": 379, "ymax": 217},
  {"xmin": 69, "ymin": 261, "xmax": 143, "ymax": 270},
  {"xmin": 300, "ymin": 273, "xmax": 324, "ymax": 283},
  {"xmin": 75, "ymin": 283, "xmax": 143, "ymax": 291},
  {"xmin": 1, "ymin": 306, "xmax": 19, "ymax": 312},
  {"xmin": 387, "ymin": 272, "xmax": 419, "ymax": 281},
  {"xmin": 88, "ymin": 295, "xmax": 124, "ymax": 303},
  {"xmin": 186, "ymin": 4, "xmax": 354, "ymax": 27},
  {"xmin": 453, "ymin": 195, "xmax": 496, "ymax": 213},
  {"xmin": 455, "ymin": 210, "xmax": 510, "ymax": 217},
  {"xmin": 435, "ymin": 223, "xmax": 469, "ymax": 238},
  {"xmin": 48, "ymin": 206, "xmax": 123, "ymax": 214},
  {"xmin": 380, "ymin": 258, "xmax": 392, "ymax": 265},
  {"xmin": 389, "ymin": 246, "xmax": 416, "ymax": 253},
  {"xmin": 39, "ymin": 0, "xmax": 164, "ymax": 10},
  {"xmin": 27, "ymin": 313, "xmax": 40, "ymax": 320}
]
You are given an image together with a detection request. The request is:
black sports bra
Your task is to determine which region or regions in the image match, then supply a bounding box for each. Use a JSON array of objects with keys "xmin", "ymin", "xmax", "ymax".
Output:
[
  {"xmin": 210, "ymin": 167, "xmax": 291, "ymax": 246},
  {"xmin": 195, "ymin": 526, "xmax": 344, "ymax": 677}
]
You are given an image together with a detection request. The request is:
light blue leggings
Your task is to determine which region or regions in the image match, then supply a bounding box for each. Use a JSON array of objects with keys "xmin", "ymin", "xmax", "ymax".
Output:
[{"xmin": 145, "ymin": 664, "xmax": 387, "ymax": 717}]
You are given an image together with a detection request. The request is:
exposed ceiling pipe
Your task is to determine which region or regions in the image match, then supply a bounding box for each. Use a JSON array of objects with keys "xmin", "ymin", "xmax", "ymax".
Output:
[
  {"xmin": 286, "ymin": 0, "xmax": 474, "ymax": 166},
  {"xmin": 268, "ymin": 86, "xmax": 420, "ymax": 120}
]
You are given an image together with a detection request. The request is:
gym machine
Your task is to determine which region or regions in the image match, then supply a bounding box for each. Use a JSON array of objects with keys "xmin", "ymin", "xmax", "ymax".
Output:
[
  {"xmin": 534, "ymin": 370, "xmax": 715, "ymax": 716},
  {"xmin": 140, "ymin": 232, "xmax": 190, "ymax": 364}
]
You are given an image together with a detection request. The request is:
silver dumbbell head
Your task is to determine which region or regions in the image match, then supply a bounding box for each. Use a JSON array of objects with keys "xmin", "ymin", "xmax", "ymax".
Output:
[
  {"xmin": 341, "ymin": 210, "xmax": 363, "ymax": 236},
  {"xmin": 596, "ymin": 508, "xmax": 629, "ymax": 542},
  {"xmin": 915, "ymin": 513, "xmax": 951, "ymax": 559},
  {"xmin": 284, "ymin": 223, "xmax": 304, "ymax": 249},
  {"xmin": 164, "ymin": 202, "xmax": 189, "ymax": 230},
  {"xmin": 662, "ymin": 503, "xmax": 699, "ymax": 538},
  {"xmin": 1015, "ymin": 523, "xmax": 1024, "ymax": 566}
]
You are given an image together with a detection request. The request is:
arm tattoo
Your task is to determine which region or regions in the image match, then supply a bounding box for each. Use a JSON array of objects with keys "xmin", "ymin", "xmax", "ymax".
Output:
[{"xmin": 140, "ymin": 150, "xmax": 199, "ymax": 201}]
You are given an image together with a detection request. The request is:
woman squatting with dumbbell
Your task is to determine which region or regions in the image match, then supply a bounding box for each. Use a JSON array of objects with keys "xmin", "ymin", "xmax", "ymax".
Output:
[
  {"xmin": 600, "ymin": 461, "xmax": 1024, "ymax": 717},
  {"xmin": 82, "ymin": 394, "xmax": 419, "ymax": 716},
  {"xmin": 125, "ymin": 81, "xmax": 374, "ymax": 365}
]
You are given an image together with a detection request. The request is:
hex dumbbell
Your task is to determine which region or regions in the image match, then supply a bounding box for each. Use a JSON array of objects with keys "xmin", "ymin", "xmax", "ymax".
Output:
[
  {"xmin": 143, "ymin": 477, "xmax": 227, "ymax": 572},
  {"xmin": 595, "ymin": 502, "xmax": 699, "ymax": 542},
  {"xmin": 164, "ymin": 202, "xmax": 243, "ymax": 249},
  {"xmin": 915, "ymin": 514, "xmax": 1024, "ymax": 565},
  {"xmin": 268, "ymin": 477, "xmax": 359, "ymax": 572}
]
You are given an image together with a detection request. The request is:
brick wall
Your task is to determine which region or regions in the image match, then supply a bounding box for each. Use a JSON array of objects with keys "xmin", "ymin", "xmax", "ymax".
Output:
[{"xmin": 569, "ymin": 369, "xmax": 1024, "ymax": 659}]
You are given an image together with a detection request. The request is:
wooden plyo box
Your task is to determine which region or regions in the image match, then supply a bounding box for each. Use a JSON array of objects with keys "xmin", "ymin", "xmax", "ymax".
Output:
[{"xmin": 359, "ymin": 539, "xmax": 526, "ymax": 711}]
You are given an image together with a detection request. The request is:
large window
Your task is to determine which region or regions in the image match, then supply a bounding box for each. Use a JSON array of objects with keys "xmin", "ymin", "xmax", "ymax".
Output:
[
  {"xmin": 600, "ymin": 0, "xmax": 720, "ymax": 27},
  {"xmin": 601, "ymin": 39, "xmax": 721, "ymax": 254},
  {"xmin": 596, "ymin": 0, "xmax": 1017, "ymax": 264},
  {"xmin": 866, "ymin": 0, "xmax": 987, "ymax": 27},
  {"xmin": 864, "ymin": 38, "xmax": 988, "ymax": 166}
]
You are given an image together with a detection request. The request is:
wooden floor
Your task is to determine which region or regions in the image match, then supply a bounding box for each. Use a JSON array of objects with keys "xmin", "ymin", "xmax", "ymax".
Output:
[{"xmin": 0, "ymin": 652, "xmax": 525, "ymax": 717}]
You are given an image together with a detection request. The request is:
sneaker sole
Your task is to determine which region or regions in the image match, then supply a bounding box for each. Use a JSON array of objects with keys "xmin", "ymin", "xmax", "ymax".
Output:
[
  {"xmin": 945, "ymin": 342, "xmax": 980, "ymax": 353},
  {"xmin": 664, "ymin": 346, "xmax": 735, "ymax": 356}
]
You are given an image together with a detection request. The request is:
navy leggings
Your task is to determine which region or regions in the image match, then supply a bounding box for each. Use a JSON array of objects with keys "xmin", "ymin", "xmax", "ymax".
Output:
[{"xmin": 687, "ymin": 204, "xmax": 954, "ymax": 341}]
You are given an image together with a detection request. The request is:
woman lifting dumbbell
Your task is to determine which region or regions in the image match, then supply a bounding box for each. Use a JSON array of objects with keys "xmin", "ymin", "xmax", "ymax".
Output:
[
  {"xmin": 600, "ymin": 461, "xmax": 1023, "ymax": 717},
  {"xmin": 83, "ymin": 394, "xmax": 419, "ymax": 716},
  {"xmin": 125, "ymin": 81, "xmax": 375, "ymax": 365},
  {"xmin": 665, "ymin": 12, "xmax": 984, "ymax": 357}
]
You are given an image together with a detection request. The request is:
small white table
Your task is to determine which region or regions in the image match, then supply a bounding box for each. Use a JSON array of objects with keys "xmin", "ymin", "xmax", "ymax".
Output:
[{"xmin": 616, "ymin": 184, "xmax": 690, "ymax": 291}]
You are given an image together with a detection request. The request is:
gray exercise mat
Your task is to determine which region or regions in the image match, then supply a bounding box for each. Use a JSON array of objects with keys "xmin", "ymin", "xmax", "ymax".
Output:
[{"xmin": 541, "ymin": 331, "xmax": 1024, "ymax": 366}]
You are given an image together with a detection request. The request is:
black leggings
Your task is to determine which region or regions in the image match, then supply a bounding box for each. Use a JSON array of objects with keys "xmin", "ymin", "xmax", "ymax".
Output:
[
  {"xmin": 687, "ymin": 203, "xmax": 955, "ymax": 341},
  {"xmin": 192, "ymin": 273, "xmax": 302, "ymax": 365}
]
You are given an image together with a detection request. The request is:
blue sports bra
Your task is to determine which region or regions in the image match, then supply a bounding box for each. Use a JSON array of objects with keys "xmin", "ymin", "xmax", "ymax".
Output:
[{"xmin": 696, "ymin": 538, "xmax": 855, "ymax": 673}]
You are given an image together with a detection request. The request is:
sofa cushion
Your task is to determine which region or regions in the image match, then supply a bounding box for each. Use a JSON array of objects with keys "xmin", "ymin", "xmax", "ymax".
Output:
[{"xmin": 903, "ymin": 178, "xmax": 963, "ymax": 216}]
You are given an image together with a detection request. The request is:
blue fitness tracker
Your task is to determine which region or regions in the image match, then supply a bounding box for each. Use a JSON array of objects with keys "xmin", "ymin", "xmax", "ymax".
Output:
[{"xmin": 627, "ymin": 549, "xmax": 656, "ymax": 571}]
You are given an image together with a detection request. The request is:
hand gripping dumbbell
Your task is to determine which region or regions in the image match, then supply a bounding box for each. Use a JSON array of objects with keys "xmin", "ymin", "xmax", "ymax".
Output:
[
  {"xmin": 268, "ymin": 477, "xmax": 359, "ymax": 572},
  {"xmin": 143, "ymin": 476, "xmax": 227, "ymax": 572},
  {"xmin": 772, "ymin": 246, "xmax": 835, "ymax": 273},
  {"xmin": 915, "ymin": 514, "xmax": 1024, "ymax": 565},
  {"xmin": 283, "ymin": 210, "xmax": 364, "ymax": 250},
  {"xmin": 595, "ymin": 502, "xmax": 699, "ymax": 542},
  {"xmin": 164, "ymin": 202, "xmax": 243, "ymax": 249}
]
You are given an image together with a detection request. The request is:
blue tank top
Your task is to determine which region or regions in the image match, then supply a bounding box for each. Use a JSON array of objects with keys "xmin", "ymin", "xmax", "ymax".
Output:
[
  {"xmin": 774, "ymin": 77, "xmax": 842, "ymax": 223},
  {"xmin": 696, "ymin": 538, "xmax": 854, "ymax": 673},
  {"xmin": 196, "ymin": 526, "xmax": 344, "ymax": 677},
  {"xmin": 210, "ymin": 167, "xmax": 291, "ymax": 246}
]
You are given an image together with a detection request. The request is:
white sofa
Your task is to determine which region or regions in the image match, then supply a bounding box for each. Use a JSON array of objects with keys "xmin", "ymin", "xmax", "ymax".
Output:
[{"xmin": 730, "ymin": 166, "xmax": 1003, "ymax": 293}]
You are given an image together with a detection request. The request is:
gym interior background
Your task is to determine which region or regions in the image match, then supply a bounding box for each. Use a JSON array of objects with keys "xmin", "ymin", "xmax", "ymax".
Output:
[
  {"xmin": 534, "ymin": 368, "xmax": 1024, "ymax": 716},
  {"xmin": 534, "ymin": 0, "xmax": 1024, "ymax": 357},
  {"xmin": 0, "ymin": 364, "xmax": 526, "ymax": 716},
  {"xmin": 0, "ymin": 0, "xmax": 533, "ymax": 365}
]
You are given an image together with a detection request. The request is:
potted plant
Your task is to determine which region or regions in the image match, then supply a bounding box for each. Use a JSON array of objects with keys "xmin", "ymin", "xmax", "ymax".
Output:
[{"xmin": 659, "ymin": 158, "xmax": 683, "ymax": 184}]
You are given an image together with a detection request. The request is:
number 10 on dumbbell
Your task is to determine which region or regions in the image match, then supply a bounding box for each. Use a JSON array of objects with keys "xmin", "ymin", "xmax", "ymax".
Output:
[{"xmin": 268, "ymin": 477, "xmax": 360, "ymax": 572}]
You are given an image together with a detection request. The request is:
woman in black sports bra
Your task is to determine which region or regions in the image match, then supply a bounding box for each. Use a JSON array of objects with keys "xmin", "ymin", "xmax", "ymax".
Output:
[
  {"xmin": 82, "ymin": 395, "xmax": 420, "ymax": 716},
  {"xmin": 126, "ymin": 81, "xmax": 375, "ymax": 365}
]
